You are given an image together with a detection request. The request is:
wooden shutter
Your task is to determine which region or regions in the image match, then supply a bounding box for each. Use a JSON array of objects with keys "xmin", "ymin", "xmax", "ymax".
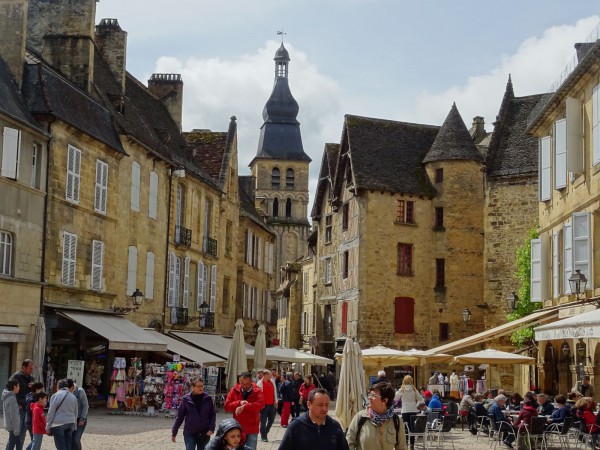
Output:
[
  {"xmin": 145, "ymin": 252, "xmax": 155, "ymax": 300},
  {"xmin": 173, "ymin": 256, "xmax": 181, "ymax": 306},
  {"xmin": 563, "ymin": 222, "xmax": 572, "ymax": 296},
  {"xmin": 554, "ymin": 119, "xmax": 567, "ymax": 189},
  {"xmin": 62, "ymin": 232, "xmax": 77, "ymax": 285},
  {"xmin": 341, "ymin": 301, "xmax": 348, "ymax": 334},
  {"xmin": 66, "ymin": 145, "xmax": 81, "ymax": 203},
  {"xmin": 531, "ymin": 238, "xmax": 542, "ymax": 302},
  {"xmin": 394, "ymin": 297, "xmax": 414, "ymax": 334},
  {"xmin": 246, "ymin": 230, "xmax": 252, "ymax": 264},
  {"xmin": 242, "ymin": 283, "xmax": 247, "ymax": 318},
  {"xmin": 182, "ymin": 256, "xmax": 190, "ymax": 308},
  {"xmin": 91, "ymin": 240, "xmax": 104, "ymax": 290},
  {"xmin": 131, "ymin": 161, "xmax": 140, "ymax": 211},
  {"xmin": 1, "ymin": 127, "xmax": 20, "ymax": 179},
  {"xmin": 573, "ymin": 212, "xmax": 591, "ymax": 280},
  {"xmin": 539, "ymin": 137, "xmax": 551, "ymax": 201},
  {"xmin": 197, "ymin": 261, "xmax": 205, "ymax": 310},
  {"xmin": 593, "ymin": 84, "xmax": 600, "ymax": 166},
  {"xmin": 94, "ymin": 160, "xmax": 109, "ymax": 213},
  {"xmin": 257, "ymin": 237, "xmax": 263, "ymax": 270},
  {"xmin": 148, "ymin": 171, "xmax": 158, "ymax": 219},
  {"xmin": 552, "ymin": 231, "xmax": 560, "ymax": 299},
  {"xmin": 168, "ymin": 252, "xmax": 175, "ymax": 306},
  {"xmin": 210, "ymin": 265, "xmax": 217, "ymax": 312},
  {"xmin": 566, "ymin": 97, "xmax": 583, "ymax": 173},
  {"xmin": 127, "ymin": 246, "xmax": 138, "ymax": 295},
  {"xmin": 269, "ymin": 243, "xmax": 274, "ymax": 274}
]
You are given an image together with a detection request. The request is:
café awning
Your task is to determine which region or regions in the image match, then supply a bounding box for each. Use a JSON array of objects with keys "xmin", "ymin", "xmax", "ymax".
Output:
[
  {"xmin": 0, "ymin": 326, "xmax": 27, "ymax": 343},
  {"xmin": 535, "ymin": 308, "xmax": 600, "ymax": 340},
  {"xmin": 144, "ymin": 329, "xmax": 225, "ymax": 364},
  {"xmin": 59, "ymin": 311, "xmax": 167, "ymax": 352},
  {"xmin": 170, "ymin": 331, "xmax": 254, "ymax": 360}
]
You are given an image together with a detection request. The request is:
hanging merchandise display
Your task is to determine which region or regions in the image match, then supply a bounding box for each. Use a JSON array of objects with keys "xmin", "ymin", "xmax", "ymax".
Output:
[
  {"xmin": 162, "ymin": 362, "xmax": 203, "ymax": 413},
  {"xmin": 205, "ymin": 366, "xmax": 219, "ymax": 397},
  {"xmin": 125, "ymin": 357, "xmax": 143, "ymax": 411},
  {"xmin": 143, "ymin": 363, "xmax": 165, "ymax": 415},
  {"xmin": 84, "ymin": 360, "xmax": 103, "ymax": 400},
  {"xmin": 107, "ymin": 357, "xmax": 127, "ymax": 409}
]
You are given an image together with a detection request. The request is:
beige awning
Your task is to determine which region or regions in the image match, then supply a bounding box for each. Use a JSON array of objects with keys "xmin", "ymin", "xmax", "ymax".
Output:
[
  {"xmin": 144, "ymin": 329, "xmax": 225, "ymax": 364},
  {"xmin": 59, "ymin": 311, "xmax": 167, "ymax": 352},
  {"xmin": 535, "ymin": 308, "xmax": 600, "ymax": 340},
  {"xmin": 427, "ymin": 308, "xmax": 559, "ymax": 354},
  {"xmin": 170, "ymin": 331, "xmax": 254, "ymax": 360},
  {"xmin": 0, "ymin": 326, "xmax": 27, "ymax": 343}
]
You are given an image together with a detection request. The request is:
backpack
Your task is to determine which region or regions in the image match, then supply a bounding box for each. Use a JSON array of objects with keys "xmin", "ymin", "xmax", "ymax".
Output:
[{"xmin": 356, "ymin": 414, "xmax": 401, "ymax": 446}]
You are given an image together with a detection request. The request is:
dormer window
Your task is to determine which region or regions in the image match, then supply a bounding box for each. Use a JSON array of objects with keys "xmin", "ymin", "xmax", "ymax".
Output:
[
  {"xmin": 286, "ymin": 168, "xmax": 294, "ymax": 188},
  {"xmin": 271, "ymin": 167, "xmax": 280, "ymax": 188}
]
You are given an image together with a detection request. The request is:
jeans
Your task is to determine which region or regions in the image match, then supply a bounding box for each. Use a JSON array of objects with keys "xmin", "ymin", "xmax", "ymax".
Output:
[
  {"xmin": 244, "ymin": 434, "xmax": 258, "ymax": 450},
  {"xmin": 71, "ymin": 420, "xmax": 87, "ymax": 450},
  {"xmin": 18, "ymin": 409, "xmax": 27, "ymax": 449},
  {"xmin": 30, "ymin": 434, "xmax": 43, "ymax": 450},
  {"xmin": 5, "ymin": 431, "xmax": 22, "ymax": 450},
  {"xmin": 292, "ymin": 401, "xmax": 301, "ymax": 418},
  {"xmin": 260, "ymin": 405, "xmax": 276, "ymax": 439},
  {"xmin": 183, "ymin": 433, "xmax": 210, "ymax": 450},
  {"xmin": 51, "ymin": 424, "xmax": 74, "ymax": 450},
  {"xmin": 24, "ymin": 425, "xmax": 33, "ymax": 450}
]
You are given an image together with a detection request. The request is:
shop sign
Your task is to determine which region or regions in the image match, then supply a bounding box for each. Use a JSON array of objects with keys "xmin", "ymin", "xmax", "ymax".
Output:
[
  {"xmin": 464, "ymin": 365, "xmax": 474, "ymax": 372},
  {"xmin": 535, "ymin": 325, "xmax": 600, "ymax": 341},
  {"xmin": 67, "ymin": 360, "xmax": 85, "ymax": 387},
  {"xmin": 173, "ymin": 354, "xmax": 181, "ymax": 362}
]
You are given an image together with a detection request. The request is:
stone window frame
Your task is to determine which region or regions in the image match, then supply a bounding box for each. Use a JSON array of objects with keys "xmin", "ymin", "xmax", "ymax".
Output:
[
  {"xmin": 397, "ymin": 243, "xmax": 413, "ymax": 276},
  {"xmin": 324, "ymin": 215, "xmax": 333, "ymax": 244},
  {"xmin": 396, "ymin": 199, "xmax": 415, "ymax": 225},
  {"xmin": 0, "ymin": 230, "xmax": 13, "ymax": 276}
]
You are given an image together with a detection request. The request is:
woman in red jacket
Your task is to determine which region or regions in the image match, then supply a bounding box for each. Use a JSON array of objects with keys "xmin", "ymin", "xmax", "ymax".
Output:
[
  {"xmin": 514, "ymin": 400, "xmax": 539, "ymax": 429},
  {"xmin": 298, "ymin": 375, "xmax": 316, "ymax": 412}
]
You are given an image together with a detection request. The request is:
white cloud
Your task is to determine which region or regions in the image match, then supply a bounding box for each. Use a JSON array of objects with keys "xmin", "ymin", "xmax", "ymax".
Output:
[{"xmin": 411, "ymin": 16, "xmax": 600, "ymax": 128}]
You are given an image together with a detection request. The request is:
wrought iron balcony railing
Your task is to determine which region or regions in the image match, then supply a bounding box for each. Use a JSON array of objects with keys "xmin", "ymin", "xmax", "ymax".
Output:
[
  {"xmin": 172, "ymin": 307, "xmax": 189, "ymax": 325},
  {"xmin": 175, "ymin": 225, "xmax": 192, "ymax": 247},
  {"xmin": 203, "ymin": 236, "xmax": 218, "ymax": 257}
]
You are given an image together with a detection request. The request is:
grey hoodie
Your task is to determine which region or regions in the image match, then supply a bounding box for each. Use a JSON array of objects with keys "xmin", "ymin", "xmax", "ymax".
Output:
[{"xmin": 2, "ymin": 389, "xmax": 21, "ymax": 436}]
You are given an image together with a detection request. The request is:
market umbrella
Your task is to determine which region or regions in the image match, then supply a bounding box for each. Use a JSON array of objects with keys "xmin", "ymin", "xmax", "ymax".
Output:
[
  {"xmin": 253, "ymin": 325, "xmax": 267, "ymax": 372},
  {"xmin": 452, "ymin": 348, "xmax": 535, "ymax": 389},
  {"xmin": 225, "ymin": 319, "xmax": 248, "ymax": 389},
  {"xmin": 360, "ymin": 345, "xmax": 421, "ymax": 368},
  {"xmin": 32, "ymin": 315, "xmax": 46, "ymax": 384},
  {"xmin": 336, "ymin": 338, "xmax": 366, "ymax": 429},
  {"xmin": 266, "ymin": 347, "xmax": 334, "ymax": 365},
  {"xmin": 405, "ymin": 348, "xmax": 453, "ymax": 365}
]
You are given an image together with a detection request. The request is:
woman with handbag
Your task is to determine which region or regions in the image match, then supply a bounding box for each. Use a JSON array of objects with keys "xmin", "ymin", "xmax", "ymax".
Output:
[{"xmin": 45, "ymin": 379, "xmax": 78, "ymax": 450}]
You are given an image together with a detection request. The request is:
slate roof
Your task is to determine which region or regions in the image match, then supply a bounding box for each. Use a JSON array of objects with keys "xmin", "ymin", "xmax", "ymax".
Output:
[
  {"xmin": 238, "ymin": 175, "xmax": 275, "ymax": 235},
  {"xmin": 486, "ymin": 79, "xmax": 543, "ymax": 177},
  {"xmin": 0, "ymin": 57, "xmax": 46, "ymax": 134},
  {"xmin": 311, "ymin": 143, "xmax": 339, "ymax": 219},
  {"xmin": 22, "ymin": 60, "xmax": 125, "ymax": 153},
  {"xmin": 423, "ymin": 103, "xmax": 483, "ymax": 163},
  {"xmin": 337, "ymin": 115, "xmax": 439, "ymax": 196},
  {"xmin": 185, "ymin": 130, "xmax": 228, "ymax": 182}
]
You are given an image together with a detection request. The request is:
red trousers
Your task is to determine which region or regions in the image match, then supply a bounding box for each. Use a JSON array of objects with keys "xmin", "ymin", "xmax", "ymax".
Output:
[{"xmin": 280, "ymin": 401, "xmax": 292, "ymax": 426}]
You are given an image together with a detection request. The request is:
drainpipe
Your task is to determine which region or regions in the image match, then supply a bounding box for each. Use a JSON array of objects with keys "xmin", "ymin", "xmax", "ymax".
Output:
[{"xmin": 162, "ymin": 169, "xmax": 174, "ymax": 332}]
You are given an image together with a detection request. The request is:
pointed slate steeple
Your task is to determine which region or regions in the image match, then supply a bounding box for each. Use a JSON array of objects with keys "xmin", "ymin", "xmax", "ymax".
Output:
[
  {"xmin": 423, "ymin": 103, "xmax": 484, "ymax": 163},
  {"xmin": 254, "ymin": 43, "xmax": 311, "ymax": 162}
]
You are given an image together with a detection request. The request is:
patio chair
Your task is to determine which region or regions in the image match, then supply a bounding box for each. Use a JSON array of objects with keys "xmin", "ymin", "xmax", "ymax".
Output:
[
  {"xmin": 472, "ymin": 414, "xmax": 491, "ymax": 440},
  {"xmin": 427, "ymin": 414, "xmax": 457, "ymax": 450},
  {"xmin": 405, "ymin": 414, "xmax": 428, "ymax": 450},
  {"xmin": 542, "ymin": 416, "xmax": 573, "ymax": 450},
  {"xmin": 524, "ymin": 417, "xmax": 547, "ymax": 449},
  {"xmin": 489, "ymin": 414, "xmax": 516, "ymax": 450}
]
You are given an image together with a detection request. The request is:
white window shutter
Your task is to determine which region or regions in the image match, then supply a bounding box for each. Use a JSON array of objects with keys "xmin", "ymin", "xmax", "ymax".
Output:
[
  {"xmin": 131, "ymin": 161, "xmax": 140, "ymax": 211},
  {"xmin": 197, "ymin": 261, "xmax": 205, "ymax": 310},
  {"xmin": 300, "ymin": 311, "xmax": 305, "ymax": 334},
  {"xmin": 264, "ymin": 241, "xmax": 269, "ymax": 273},
  {"xmin": 1, "ymin": 127, "xmax": 20, "ymax": 179},
  {"xmin": 593, "ymin": 85, "xmax": 600, "ymax": 166},
  {"xmin": 531, "ymin": 238, "xmax": 542, "ymax": 302},
  {"xmin": 168, "ymin": 252, "xmax": 175, "ymax": 306},
  {"xmin": 210, "ymin": 265, "xmax": 217, "ymax": 312},
  {"xmin": 246, "ymin": 231, "xmax": 251, "ymax": 264},
  {"xmin": 91, "ymin": 240, "xmax": 104, "ymax": 291},
  {"xmin": 202, "ymin": 264, "xmax": 208, "ymax": 305},
  {"xmin": 127, "ymin": 246, "xmax": 138, "ymax": 296},
  {"xmin": 573, "ymin": 212, "xmax": 591, "ymax": 282},
  {"xmin": 257, "ymin": 237, "xmax": 263, "ymax": 270},
  {"xmin": 563, "ymin": 222, "xmax": 572, "ymax": 296},
  {"xmin": 94, "ymin": 160, "xmax": 108, "ymax": 213},
  {"xmin": 182, "ymin": 257, "xmax": 190, "ymax": 308},
  {"xmin": 145, "ymin": 252, "xmax": 155, "ymax": 300},
  {"xmin": 66, "ymin": 145, "xmax": 81, "ymax": 203},
  {"xmin": 566, "ymin": 97, "xmax": 583, "ymax": 173},
  {"xmin": 263, "ymin": 291, "xmax": 267, "ymax": 321},
  {"xmin": 62, "ymin": 232, "xmax": 77, "ymax": 285},
  {"xmin": 552, "ymin": 231, "xmax": 560, "ymax": 299},
  {"xmin": 242, "ymin": 284, "xmax": 247, "ymax": 318},
  {"xmin": 554, "ymin": 119, "xmax": 567, "ymax": 189},
  {"xmin": 539, "ymin": 137, "xmax": 551, "ymax": 201},
  {"xmin": 269, "ymin": 242, "xmax": 274, "ymax": 274},
  {"xmin": 174, "ymin": 257, "xmax": 182, "ymax": 306},
  {"xmin": 148, "ymin": 171, "xmax": 158, "ymax": 219}
]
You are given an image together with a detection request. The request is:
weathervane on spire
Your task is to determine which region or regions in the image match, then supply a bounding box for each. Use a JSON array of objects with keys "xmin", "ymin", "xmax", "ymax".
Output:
[{"xmin": 277, "ymin": 28, "xmax": 286, "ymax": 43}]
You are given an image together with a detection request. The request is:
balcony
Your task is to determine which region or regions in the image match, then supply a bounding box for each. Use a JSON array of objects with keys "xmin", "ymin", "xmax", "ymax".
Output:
[
  {"xmin": 203, "ymin": 236, "xmax": 218, "ymax": 257},
  {"xmin": 172, "ymin": 307, "xmax": 189, "ymax": 325},
  {"xmin": 175, "ymin": 225, "xmax": 192, "ymax": 247},
  {"xmin": 200, "ymin": 312, "xmax": 215, "ymax": 329}
]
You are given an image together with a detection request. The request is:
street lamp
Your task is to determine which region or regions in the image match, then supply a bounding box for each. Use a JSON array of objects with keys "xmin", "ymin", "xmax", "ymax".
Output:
[
  {"xmin": 462, "ymin": 308, "xmax": 472, "ymax": 323},
  {"xmin": 576, "ymin": 341, "xmax": 586, "ymax": 360},
  {"xmin": 561, "ymin": 342, "xmax": 571, "ymax": 362},
  {"xmin": 569, "ymin": 270, "xmax": 587, "ymax": 299},
  {"xmin": 506, "ymin": 292, "xmax": 518, "ymax": 311},
  {"xmin": 114, "ymin": 288, "xmax": 144, "ymax": 314}
]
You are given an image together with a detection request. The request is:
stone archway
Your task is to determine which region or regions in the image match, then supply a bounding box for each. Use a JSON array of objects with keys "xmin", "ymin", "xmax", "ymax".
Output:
[{"xmin": 543, "ymin": 343, "xmax": 558, "ymax": 395}]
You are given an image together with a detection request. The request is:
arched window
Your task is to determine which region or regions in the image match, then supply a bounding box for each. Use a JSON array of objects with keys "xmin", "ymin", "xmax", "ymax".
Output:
[
  {"xmin": 272, "ymin": 198, "xmax": 279, "ymax": 218},
  {"xmin": 271, "ymin": 168, "xmax": 280, "ymax": 189},
  {"xmin": 286, "ymin": 168, "xmax": 294, "ymax": 188},
  {"xmin": 285, "ymin": 198, "xmax": 292, "ymax": 218}
]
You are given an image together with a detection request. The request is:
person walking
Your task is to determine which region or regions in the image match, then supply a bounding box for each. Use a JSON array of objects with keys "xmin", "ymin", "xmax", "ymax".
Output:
[
  {"xmin": 291, "ymin": 372, "xmax": 303, "ymax": 419},
  {"xmin": 256, "ymin": 369, "xmax": 277, "ymax": 442},
  {"xmin": 45, "ymin": 379, "xmax": 78, "ymax": 450},
  {"xmin": 205, "ymin": 418, "xmax": 252, "ymax": 450},
  {"xmin": 346, "ymin": 381, "xmax": 407, "ymax": 450},
  {"xmin": 224, "ymin": 372, "xmax": 264, "ymax": 450},
  {"xmin": 30, "ymin": 392, "xmax": 48, "ymax": 450},
  {"xmin": 10, "ymin": 359, "xmax": 35, "ymax": 449},
  {"xmin": 66, "ymin": 379, "xmax": 88, "ymax": 450},
  {"xmin": 3, "ymin": 379, "xmax": 22, "ymax": 450},
  {"xmin": 395, "ymin": 375, "xmax": 422, "ymax": 449},
  {"xmin": 278, "ymin": 388, "xmax": 349, "ymax": 450},
  {"xmin": 24, "ymin": 382, "xmax": 44, "ymax": 450},
  {"xmin": 278, "ymin": 372, "xmax": 295, "ymax": 427},
  {"xmin": 298, "ymin": 375, "xmax": 316, "ymax": 412},
  {"xmin": 171, "ymin": 378, "xmax": 216, "ymax": 450}
]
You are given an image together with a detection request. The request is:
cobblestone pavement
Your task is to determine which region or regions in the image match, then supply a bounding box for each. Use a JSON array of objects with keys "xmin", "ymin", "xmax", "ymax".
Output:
[{"xmin": 0, "ymin": 407, "xmax": 534, "ymax": 450}]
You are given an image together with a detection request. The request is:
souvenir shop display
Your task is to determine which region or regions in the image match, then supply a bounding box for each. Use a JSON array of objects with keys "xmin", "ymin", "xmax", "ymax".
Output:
[
  {"xmin": 162, "ymin": 362, "xmax": 203, "ymax": 413},
  {"xmin": 107, "ymin": 357, "xmax": 127, "ymax": 409},
  {"xmin": 204, "ymin": 366, "xmax": 219, "ymax": 397},
  {"xmin": 84, "ymin": 360, "xmax": 103, "ymax": 400},
  {"xmin": 124, "ymin": 357, "xmax": 143, "ymax": 411},
  {"xmin": 143, "ymin": 363, "xmax": 165, "ymax": 415}
]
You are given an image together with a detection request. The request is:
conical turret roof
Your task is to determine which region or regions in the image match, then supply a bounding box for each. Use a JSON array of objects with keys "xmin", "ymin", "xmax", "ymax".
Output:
[{"xmin": 423, "ymin": 103, "xmax": 483, "ymax": 163}]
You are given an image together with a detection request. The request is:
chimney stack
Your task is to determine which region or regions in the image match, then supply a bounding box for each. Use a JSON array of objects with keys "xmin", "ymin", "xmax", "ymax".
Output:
[
  {"xmin": 148, "ymin": 74, "xmax": 184, "ymax": 131},
  {"xmin": 95, "ymin": 19, "xmax": 127, "ymax": 94},
  {"xmin": 27, "ymin": 0, "xmax": 96, "ymax": 92},
  {"xmin": 469, "ymin": 116, "xmax": 486, "ymax": 141},
  {"xmin": 0, "ymin": 0, "xmax": 28, "ymax": 88}
]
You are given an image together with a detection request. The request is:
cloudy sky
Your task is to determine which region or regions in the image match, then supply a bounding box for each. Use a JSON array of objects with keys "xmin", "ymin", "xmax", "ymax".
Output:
[{"xmin": 96, "ymin": 0, "xmax": 599, "ymax": 204}]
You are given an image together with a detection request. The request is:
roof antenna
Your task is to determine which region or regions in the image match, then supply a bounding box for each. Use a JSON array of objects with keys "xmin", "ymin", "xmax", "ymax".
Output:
[{"xmin": 277, "ymin": 28, "xmax": 286, "ymax": 44}]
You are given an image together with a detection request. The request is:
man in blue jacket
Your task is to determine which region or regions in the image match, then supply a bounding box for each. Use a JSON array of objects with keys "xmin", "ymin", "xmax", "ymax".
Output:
[
  {"xmin": 172, "ymin": 378, "xmax": 216, "ymax": 450},
  {"xmin": 278, "ymin": 388, "xmax": 348, "ymax": 450}
]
